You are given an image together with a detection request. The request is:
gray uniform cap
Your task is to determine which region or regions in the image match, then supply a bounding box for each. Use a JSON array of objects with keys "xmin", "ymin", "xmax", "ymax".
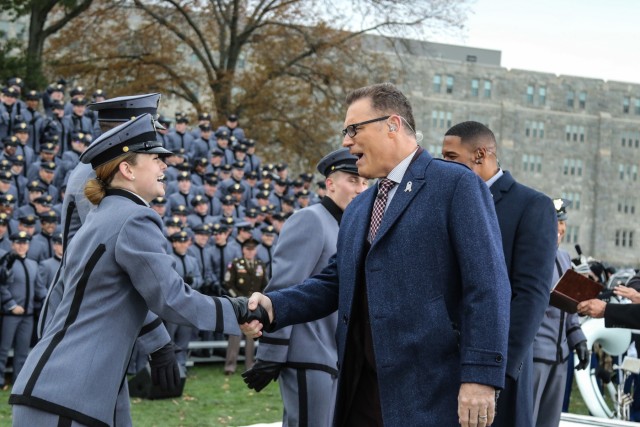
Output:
[
  {"xmin": 80, "ymin": 113, "xmax": 173, "ymax": 169},
  {"xmin": 87, "ymin": 93, "xmax": 161, "ymax": 122},
  {"xmin": 316, "ymin": 147, "xmax": 359, "ymax": 177}
]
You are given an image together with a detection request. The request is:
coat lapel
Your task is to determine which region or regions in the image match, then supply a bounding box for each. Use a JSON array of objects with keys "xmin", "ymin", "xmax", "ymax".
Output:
[
  {"xmin": 489, "ymin": 170, "xmax": 515, "ymax": 205},
  {"xmin": 372, "ymin": 151, "xmax": 430, "ymax": 246}
]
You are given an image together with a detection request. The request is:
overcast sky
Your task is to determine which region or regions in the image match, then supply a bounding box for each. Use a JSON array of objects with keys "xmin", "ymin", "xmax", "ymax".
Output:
[{"xmin": 432, "ymin": 0, "xmax": 640, "ymax": 84}]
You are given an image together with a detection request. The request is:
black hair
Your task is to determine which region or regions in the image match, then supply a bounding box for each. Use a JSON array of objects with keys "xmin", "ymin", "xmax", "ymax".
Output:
[{"xmin": 445, "ymin": 121, "xmax": 496, "ymax": 146}]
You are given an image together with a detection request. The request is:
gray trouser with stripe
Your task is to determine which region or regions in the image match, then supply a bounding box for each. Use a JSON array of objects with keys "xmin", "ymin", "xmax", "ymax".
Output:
[
  {"xmin": 279, "ymin": 367, "xmax": 338, "ymax": 427},
  {"xmin": 532, "ymin": 361, "xmax": 568, "ymax": 427}
]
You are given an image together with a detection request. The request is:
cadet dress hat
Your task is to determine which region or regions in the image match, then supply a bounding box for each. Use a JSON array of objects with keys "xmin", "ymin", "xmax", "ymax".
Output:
[
  {"xmin": 34, "ymin": 195, "xmax": 53, "ymax": 206},
  {"xmin": 0, "ymin": 194, "xmax": 16, "ymax": 206},
  {"xmin": 52, "ymin": 233, "xmax": 63, "ymax": 245},
  {"xmin": 40, "ymin": 210, "xmax": 58, "ymax": 223},
  {"xmin": 0, "ymin": 213, "xmax": 9, "ymax": 225},
  {"xmin": 18, "ymin": 215, "xmax": 37, "ymax": 226},
  {"xmin": 2, "ymin": 87, "xmax": 18, "ymax": 97},
  {"xmin": 87, "ymin": 93, "xmax": 162, "ymax": 124},
  {"xmin": 13, "ymin": 121, "xmax": 28, "ymax": 133},
  {"xmin": 0, "ymin": 171, "xmax": 12, "ymax": 182},
  {"xmin": 80, "ymin": 113, "xmax": 173, "ymax": 169},
  {"xmin": 261, "ymin": 225, "xmax": 276, "ymax": 235},
  {"xmin": 25, "ymin": 90, "xmax": 41, "ymax": 101},
  {"xmin": 70, "ymin": 97, "xmax": 88, "ymax": 106},
  {"xmin": 227, "ymin": 114, "xmax": 238, "ymax": 122},
  {"xmin": 40, "ymin": 142, "xmax": 58, "ymax": 154},
  {"xmin": 164, "ymin": 216, "xmax": 182, "ymax": 228},
  {"xmin": 169, "ymin": 231, "xmax": 190, "ymax": 243},
  {"xmin": 316, "ymin": 147, "xmax": 359, "ymax": 177},
  {"xmin": 553, "ymin": 198, "xmax": 571, "ymax": 221},
  {"xmin": 7, "ymin": 77, "xmax": 24, "ymax": 89},
  {"xmin": 198, "ymin": 112, "xmax": 212, "ymax": 121},
  {"xmin": 215, "ymin": 129, "xmax": 229, "ymax": 139},
  {"xmin": 92, "ymin": 89, "xmax": 107, "ymax": 99},
  {"xmin": 3, "ymin": 136, "xmax": 18, "ymax": 147},
  {"xmin": 193, "ymin": 223, "xmax": 212, "ymax": 235},
  {"xmin": 191, "ymin": 195, "xmax": 207, "ymax": 207},
  {"xmin": 151, "ymin": 196, "xmax": 167, "ymax": 206},
  {"xmin": 70, "ymin": 86, "xmax": 86, "ymax": 97},
  {"xmin": 10, "ymin": 231, "xmax": 31, "ymax": 242},
  {"xmin": 171, "ymin": 204, "xmax": 188, "ymax": 215}
]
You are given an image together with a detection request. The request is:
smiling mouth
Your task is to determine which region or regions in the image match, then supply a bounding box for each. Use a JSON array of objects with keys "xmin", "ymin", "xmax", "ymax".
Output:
[{"xmin": 157, "ymin": 175, "xmax": 166, "ymax": 183}]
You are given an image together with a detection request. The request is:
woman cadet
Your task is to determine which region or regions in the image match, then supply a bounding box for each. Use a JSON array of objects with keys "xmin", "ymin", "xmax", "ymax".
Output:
[{"xmin": 9, "ymin": 113, "xmax": 265, "ymax": 427}]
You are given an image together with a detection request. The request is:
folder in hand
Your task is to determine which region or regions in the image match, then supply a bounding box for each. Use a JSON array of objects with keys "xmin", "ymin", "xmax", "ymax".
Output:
[{"xmin": 549, "ymin": 269, "xmax": 605, "ymax": 314}]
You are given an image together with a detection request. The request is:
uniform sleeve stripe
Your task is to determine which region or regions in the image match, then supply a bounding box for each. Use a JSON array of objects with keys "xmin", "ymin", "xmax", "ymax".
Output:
[
  {"xmin": 213, "ymin": 296, "xmax": 224, "ymax": 333},
  {"xmin": 259, "ymin": 336, "xmax": 290, "ymax": 346}
]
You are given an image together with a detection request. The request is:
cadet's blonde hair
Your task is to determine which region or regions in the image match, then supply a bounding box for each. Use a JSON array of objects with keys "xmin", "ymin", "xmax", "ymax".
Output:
[{"xmin": 84, "ymin": 152, "xmax": 138, "ymax": 205}]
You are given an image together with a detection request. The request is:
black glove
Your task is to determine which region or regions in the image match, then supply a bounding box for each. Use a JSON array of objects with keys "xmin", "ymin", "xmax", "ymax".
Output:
[
  {"xmin": 149, "ymin": 342, "xmax": 181, "ymax": 392},
  {"xmin": 223, "ymin": 296, "xmax": 271, "ymax": 330},
  {"xmin": 4, "ymin": 252, "xmax": 18, "ymax": 270},
  {"xmin": 184, "ymin": 275, "xmax": 194, "ymax": 286},
  {"xmin": 574, "ymin": 341, "xmax": 589, "ymax": 370},
  {"xmin": 242, "ymin": 359, "xmax": 283, "ymax": 392}
]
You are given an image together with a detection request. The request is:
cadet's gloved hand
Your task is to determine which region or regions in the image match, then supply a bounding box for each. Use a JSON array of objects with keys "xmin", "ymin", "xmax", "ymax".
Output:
[
  {"xmin": 242, "ymin": 359, "xmax": 283, "ymax": 392},
  {"xmin": 184, "ymin": 275, "xmax": 194, "ymax": 286},
  {"xmin": 149, "ymin": 342, "xmax": 181, "ymax": 392},
  {"xmin": 4, "ymin": 252, "xmax": 18, "ymax": 270},
  {"xmin": 574, "ymin": 341, "xmax": 590, "ymax": 370},
  {"xmin": 224, "ymin": 296, "xmax": 271, "ymax": 329}
]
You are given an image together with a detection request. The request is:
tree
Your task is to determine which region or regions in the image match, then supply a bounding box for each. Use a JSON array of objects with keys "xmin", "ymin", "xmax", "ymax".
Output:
[
  {"xmin": 0, "ymin": 0, "xmax": 94, "ymax": 89},
  {"xmin": 45, "ymin": 0, "xmax": 467, "ymax": 168}
]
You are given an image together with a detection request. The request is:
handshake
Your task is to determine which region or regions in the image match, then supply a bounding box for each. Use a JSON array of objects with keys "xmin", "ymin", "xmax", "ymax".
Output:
[{"xmin": 225, "ymin": 295, "xmax": 272, "ymax": 337}]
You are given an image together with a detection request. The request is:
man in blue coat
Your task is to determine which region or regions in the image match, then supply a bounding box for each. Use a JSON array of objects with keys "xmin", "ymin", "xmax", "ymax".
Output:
[
  {"xmin": 442, "ymin": 121, "xmax": 558, "ymax": 427},
  {"xmin": 249, "ymin": 83, "xmax": 511, "ymax": 427}
]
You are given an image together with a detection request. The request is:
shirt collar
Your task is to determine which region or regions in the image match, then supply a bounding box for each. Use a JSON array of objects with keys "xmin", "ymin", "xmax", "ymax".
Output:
[
  {"xmin": 485, "ymin": 168, "xmax": 504, "ymax": 188},
  {"xmin": 386, "ymin": 147, "xmax": 419, "ymax": 185}
]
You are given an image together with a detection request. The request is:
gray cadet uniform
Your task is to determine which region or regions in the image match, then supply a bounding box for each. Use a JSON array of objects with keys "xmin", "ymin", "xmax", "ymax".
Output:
[
  {"xmin": 10, "ymin": 114, "xmax": 243, "ymax": 427},
  {"xmin": 532, "ymin": 248, "xmax": 587, "ymax": 427},
  {"xmin": 250, "ymin": 148, "xmax": 359, "ymax": 427},
  {"xmin": 0, "ymin": 234, "xmax": 46, "ymax": 387}
]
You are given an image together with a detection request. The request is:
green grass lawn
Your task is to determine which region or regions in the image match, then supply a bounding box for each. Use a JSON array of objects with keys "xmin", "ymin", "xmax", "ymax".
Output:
[{"xmin": 0, "ymin": 364, "xmax": 597, "ymax": 426}]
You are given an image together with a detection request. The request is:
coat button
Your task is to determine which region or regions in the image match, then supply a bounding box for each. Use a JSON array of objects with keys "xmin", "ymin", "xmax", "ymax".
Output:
[
  {"xmin": 342, "ymin": 314, "xmax": 348, "ymax": 324},
  {"xmin": 495, "ymin": 355, "xmax": 503, "ymax": 363}
]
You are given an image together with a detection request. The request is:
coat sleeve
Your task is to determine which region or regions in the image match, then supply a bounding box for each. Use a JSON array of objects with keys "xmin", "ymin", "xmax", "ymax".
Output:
[
  {"xmin": 604, "ymin": 303, "xmax": 640, "ymax": 329},
  {"xmin": 565, "ymin": 312, "xmax": 587, "ymax": 348},
  {"xmin": 449, "ymin": 172, "xmax": 511, "ymax": 388},
  {"xmin": 505, "ymin": 193, "xmax": 557, "ymax": 379},
  {"xmin": 136, "ymin": 312, "xmax": 172, "ymax": 354},
  {"xmin": 114, "ymin": 211, "xmax": 240, "ymax": 335}
]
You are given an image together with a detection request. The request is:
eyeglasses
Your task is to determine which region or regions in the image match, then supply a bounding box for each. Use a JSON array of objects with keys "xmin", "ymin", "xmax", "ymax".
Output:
[{"xmin": 341, "ymin": 116, "xmax": 390, "ymax": 138}]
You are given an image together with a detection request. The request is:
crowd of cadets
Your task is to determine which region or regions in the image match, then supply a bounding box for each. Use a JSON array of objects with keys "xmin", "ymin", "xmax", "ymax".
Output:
[{"xmin": 0, "ymin": 77, "xmax": 330, "ymax": 380}]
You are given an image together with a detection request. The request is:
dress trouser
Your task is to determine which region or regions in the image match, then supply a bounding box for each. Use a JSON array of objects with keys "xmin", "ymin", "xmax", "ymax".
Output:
[
  {"xmin": 532, "ymin": 361, "xmax": 568, "ymax": 427},
  {"xmin": 224, "ymin": 334, "xmax": 255, "ymax": 373},
  {"xmin": 0, "ymin": 316, "xmax": 33, "ymax": 385},
  {"xmin": 279, "ymin": 367, "xmax": 337, "ymax": 427}
]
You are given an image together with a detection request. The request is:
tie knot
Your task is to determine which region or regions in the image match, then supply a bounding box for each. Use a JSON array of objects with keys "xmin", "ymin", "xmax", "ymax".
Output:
[{"xmin": 378, "ymin": 179, "xmax": 395, "ymax": 195}]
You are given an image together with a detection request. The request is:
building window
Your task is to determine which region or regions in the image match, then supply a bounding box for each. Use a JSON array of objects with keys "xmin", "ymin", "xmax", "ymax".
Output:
[
  {"xmin": 471, "ymin": 79, "xmax": 479, "ymax": 97},
  {"xmin": 623, "ymin": 96, "xmax": 630, "ymax": 113},
  {"xmin": 615, "ymin": 230, "xmax": 635, "ymax": 248},
  {"xmin": 579, "ymin": 91, "xmax": 587, "ymax": 109},
  {"xmin": 567, "ymin": 226, "xmax": 580, "ymax": 244},
  {"xmin": 567, "ymin": 91, "xmax": 575, "ymax": 108},
  {"xmin": 522, "ymin": 154, "xmax": 542, "ymax": 173},
  {"xmin": 432, "ymin": 110, "xmax": 452, "ymax": 129},
  {"xmin": 427, "ymin": 144, "xmax": 440, "ymax": 157},
  {"xmin": 620, "ymin": 164, "xmax": 625, "ymax": 180},
  {"xmin": 562, "ymin": 192, "xmax": 581, "ymax": 210},
  {"xmin": 565, "ymin": 125, "xmax": 585, "ymax": 142},
  {"xmin": 433, "ymin": 74, "xmax": 441, "ymax": 93},
  {"xmin": 446, "ymin": 75, "xmax": 454, "ymax": 94},
  {"xmin": 526, "ymin": 121, "xmax": 544, "ymax": 139},
  {"xmin": 635, "ymin": 99, "xmax": 640, "ymax": 115},
  {"xmin": 526, "ymin": 85, "xmax": 534, "ymax": 104},
  {"xmin": 563, "ymin": 159, "xmax": 582, "ymax": 176},
  {"xmin": 484, "ymin": 80, "xmax": 492, "ymax": 98},
  {"xmin": 539, "ymin": 87, "xmax": 546, "ymax": 105}
]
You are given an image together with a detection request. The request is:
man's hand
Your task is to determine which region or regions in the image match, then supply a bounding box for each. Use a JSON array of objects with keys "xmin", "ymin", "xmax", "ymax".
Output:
[
  {"xmin": 4, "ymin": 252, "xmax": 18, "ymax": 270},
  {"xmin": 11, "ymin": 305, "xmax": 24, "ymax": 315},
  {"xmin": 248, "ymin": 292, "xmax": 274, "ymax": 324},
  {"xmin": 148, "ymin": 342, "xmax": 181, "ymax": 392},
  {"xmin": 458, "ymin": 383, "xmax": 495, "ymax": 427},
  {"xmin": 224, "ymin": 296, "xmax": 271, "ymax": 338},
  {"xmin": 574, "ymin": 341, "xmax": 589, "ymax": 370},
  {"xmin": 614, "ymin": 286, "xmax": 640, "ymax": 303},
  {"xmin": 241, "ymin": 359, "xmax": 283, "ymax": 392},
  {"xmin": 577, "ymin": 299, "xmax": 606, "ymax": 318}
]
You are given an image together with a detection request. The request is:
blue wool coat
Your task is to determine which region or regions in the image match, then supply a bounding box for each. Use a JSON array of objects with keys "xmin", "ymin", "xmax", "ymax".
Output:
[
  {"xmin": 489, "ymin": 171, "xmax": 558, "ymax": 427},
  {"xmin": 269, "ymin": 151, "xmax": 511, "ymax": 426}
]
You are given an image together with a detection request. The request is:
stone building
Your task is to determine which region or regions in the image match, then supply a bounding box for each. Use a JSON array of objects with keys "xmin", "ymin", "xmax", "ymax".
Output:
[{"xmin": 372, "ymin": 38, "xmax": 640, "ymax": 266}]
